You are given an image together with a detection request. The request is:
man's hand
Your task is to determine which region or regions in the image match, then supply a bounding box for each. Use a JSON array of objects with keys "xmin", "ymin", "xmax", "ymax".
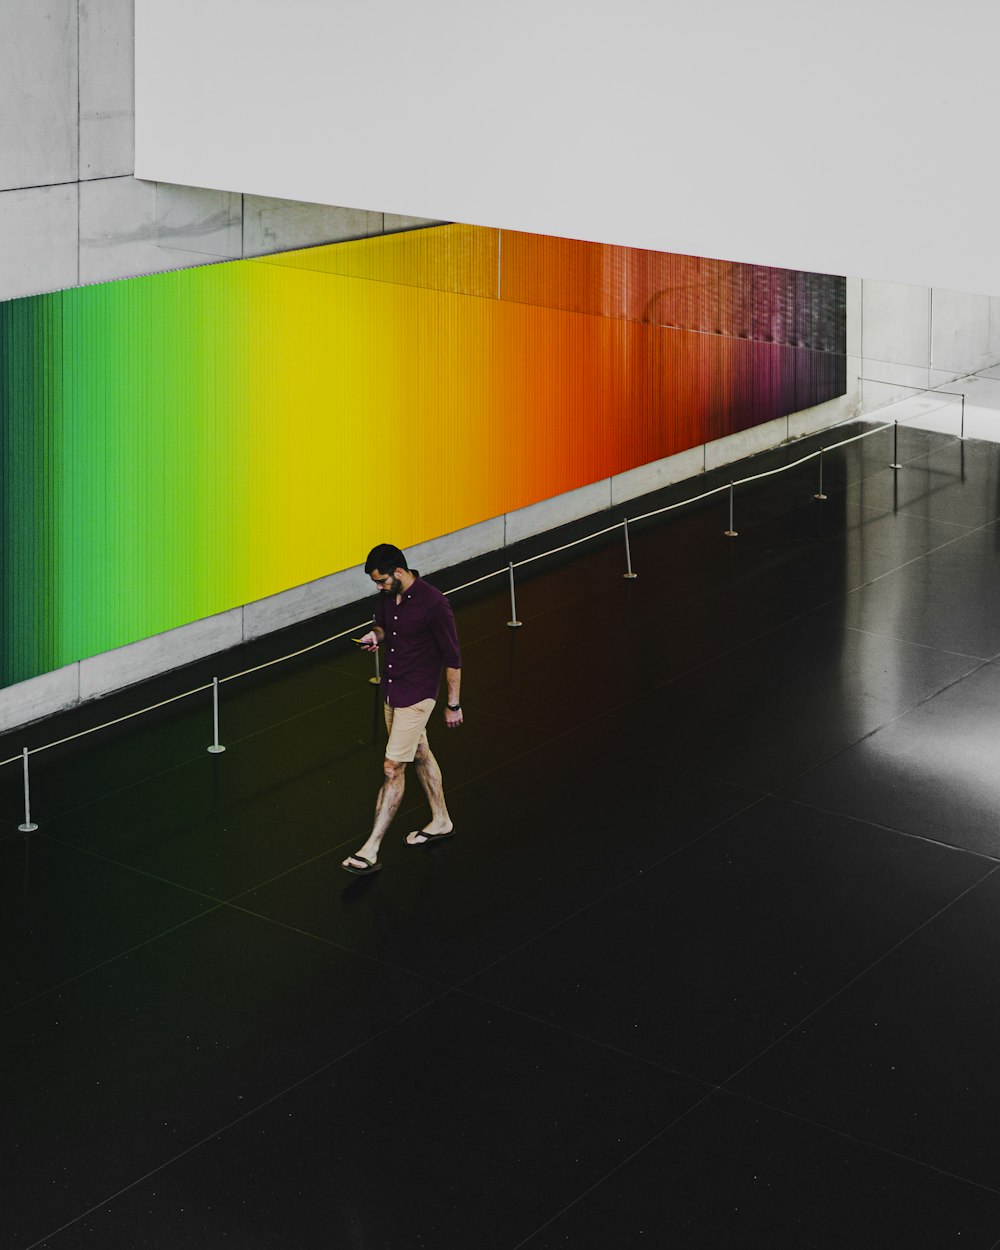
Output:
[
  {"xmin": 444, "ymin": 706, "xmax": 464, "ymax": 729},
  {"xmin": 358, "ymin": 630, "xmax": 379, "ymax": 652}
]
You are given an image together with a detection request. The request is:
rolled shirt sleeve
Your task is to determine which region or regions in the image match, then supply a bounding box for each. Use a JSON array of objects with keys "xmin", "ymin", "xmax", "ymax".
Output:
[{"xmin": 430, "ymin": 596, "xmax": 461, "ymax": 670}]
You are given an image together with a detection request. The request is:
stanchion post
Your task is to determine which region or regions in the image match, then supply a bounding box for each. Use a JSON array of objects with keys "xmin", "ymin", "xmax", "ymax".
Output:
[
  {"xmin": 724, "ymin": 482, "xmax": 738, "ymax": 538},
  {"xmin": 369, "ymin": 618, "xmax": 381, "ymax": 685},
  {"xmin": 890, "ymin": 420, "xmax": 901, "ymax": 470},
  {"xmin": 960, "ymin": 393, "xmax": 966, "ymax": 441},
  {"xmin": 507, "ymin": 562, "xmax": 523, "ymax": 627},
  {"xmin": 18, "ymin": 747, "xmax": 38, "ymax": 832},
  {"xmin": 207, "ymin": 676, "xmax": 226, "ymax": 754},
  {"xmin": 623, "ymin": 518, "xmax": 638, "ymax": 579},
  {"xmin": 814, "ymin": 448, "xmax": 828, "ymax": 501}
]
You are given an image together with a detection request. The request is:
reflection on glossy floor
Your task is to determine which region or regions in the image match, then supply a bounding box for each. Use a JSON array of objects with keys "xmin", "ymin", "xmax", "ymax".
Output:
[
  {"xmin": 5, "ymin": 424, "xmax": 1000, "ymax": 1248},
  {"xmin": 874, "ymin": 363, "xmax": 1000, "ymax": 445}
]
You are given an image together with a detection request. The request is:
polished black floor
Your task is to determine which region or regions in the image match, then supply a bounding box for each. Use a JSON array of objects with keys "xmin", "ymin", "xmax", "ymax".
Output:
[{"xmin": 4, "ymin": 425, "xmax": 1000, "ymax": 1248}]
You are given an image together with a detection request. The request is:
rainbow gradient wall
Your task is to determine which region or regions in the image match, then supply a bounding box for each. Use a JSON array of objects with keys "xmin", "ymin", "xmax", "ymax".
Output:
[{"xmin": 0, "ymin": 224, "xmax": 845, "ymax": 689}]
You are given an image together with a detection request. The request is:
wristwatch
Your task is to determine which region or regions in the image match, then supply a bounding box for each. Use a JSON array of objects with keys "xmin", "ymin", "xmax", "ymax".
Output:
[{"xmin": 447, "ymin": 703, "xmax": 462, "ymax": 711}]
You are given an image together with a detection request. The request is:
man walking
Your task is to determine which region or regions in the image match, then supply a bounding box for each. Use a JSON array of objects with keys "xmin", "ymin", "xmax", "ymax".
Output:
[{"xmin": 342, "ymin": 543, "xmax": 463, "ymax": 875}]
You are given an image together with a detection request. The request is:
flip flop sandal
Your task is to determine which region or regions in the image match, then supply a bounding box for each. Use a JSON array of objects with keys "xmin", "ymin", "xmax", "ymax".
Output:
[
  {"xmin": 342, "ymin": 854, "xmax": 382, "ymax": 875},
  {"xmin": 407, "ymin": 829, "xmax": 456, "ymax": 846}
]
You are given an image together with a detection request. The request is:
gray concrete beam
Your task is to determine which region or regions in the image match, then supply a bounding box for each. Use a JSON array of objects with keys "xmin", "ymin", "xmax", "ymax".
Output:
[
  {"xmin": 242, "ymin": 197, "xmax": 382, "ymax": 257},
  {"xmin": 80, "ymin": 0, "xmax": 135, "ymax": 180},
  {"xmin": 0, "ymin": 183, "xmax": 78, "ymax": 299},
  {"xmin": 79, "ymin": 176, "xmax": 224, "ymax": 284}
]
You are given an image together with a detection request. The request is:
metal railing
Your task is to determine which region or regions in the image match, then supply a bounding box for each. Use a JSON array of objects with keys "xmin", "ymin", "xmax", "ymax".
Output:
[{"xmin": 1, "ymin": 388, "xmax": 971, "ymax": 831}]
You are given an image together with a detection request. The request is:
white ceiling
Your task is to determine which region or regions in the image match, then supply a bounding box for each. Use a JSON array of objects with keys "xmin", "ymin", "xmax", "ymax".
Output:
[{"xmin": 135, "ymin": 0, "xmax": 1000, "ymax": 295}]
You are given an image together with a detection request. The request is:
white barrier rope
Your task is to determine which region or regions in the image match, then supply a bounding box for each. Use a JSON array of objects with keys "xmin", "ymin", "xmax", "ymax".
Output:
[
  {"xmin": 219, "ymin": 621, "xmax": 371, "ymax": 685},
  {"xmin": 0, "ymin": 402, "xmax": 970, "ymax": 772},
  {"xmin": 6, "ymin": 683, "xmax": 214, "ymax": 765}
]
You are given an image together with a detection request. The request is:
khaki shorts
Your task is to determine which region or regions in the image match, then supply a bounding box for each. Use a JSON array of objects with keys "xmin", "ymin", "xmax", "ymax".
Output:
[{"xmin": 383, "ymin": 698, "xmax": 436, "ymax": 763}]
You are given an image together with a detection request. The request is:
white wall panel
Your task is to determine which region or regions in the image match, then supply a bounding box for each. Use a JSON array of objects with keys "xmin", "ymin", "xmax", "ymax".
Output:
[
  {"xmin": 135, "ymin": 0, "xmax": 1000, "ymax": 296},
  {"xmin": 931, "ymin": 290, "xmax": 992, "ymax": 376}
]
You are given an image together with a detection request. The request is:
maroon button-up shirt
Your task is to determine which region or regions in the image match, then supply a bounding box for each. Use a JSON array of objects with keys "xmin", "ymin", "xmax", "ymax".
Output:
[{"xmin": 375, "ymin": 573, "xmax": 462, "ymax": 708}]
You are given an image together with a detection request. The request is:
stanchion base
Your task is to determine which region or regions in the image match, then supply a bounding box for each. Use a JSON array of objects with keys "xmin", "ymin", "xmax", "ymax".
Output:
[
  {"xmin": 207, "ymin": 745, "xmax": 226, "ymax": 754},
  {"xmin": 507, "ymin": 620, "xmax": 523, "ymax": 628},
  {"xmin": 889, "ymin": 463, "xmax": 902, "ymax": 470},
  {"xmin": 18, "ymin": 822, "xmax": 38, "ymax": 832},
  {"xmin": 724, "ymin": 530, "xmax": 738, "ymax": 538},
  {"xmin": 623, "ymin": 572, "xmax": 638, "ymax": 580},
  {"xmin": 814, "ymin": 492, "xmax": 828, "ymax": 501},
  {"xmin": 369, "ymin": 676, "xmax": 381, "ymax": 685}
]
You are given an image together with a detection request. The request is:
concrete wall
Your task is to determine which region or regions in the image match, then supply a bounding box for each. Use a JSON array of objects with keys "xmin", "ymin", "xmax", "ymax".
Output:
[{"xmin": 0, "ymin": 0, "xmax": 441, "ymax": 302}]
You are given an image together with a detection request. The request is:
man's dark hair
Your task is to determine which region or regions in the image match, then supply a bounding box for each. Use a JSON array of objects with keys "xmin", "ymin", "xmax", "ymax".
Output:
[{"xmin": 365, "ymin": 543, "xmax": 408, "ymax": 575}]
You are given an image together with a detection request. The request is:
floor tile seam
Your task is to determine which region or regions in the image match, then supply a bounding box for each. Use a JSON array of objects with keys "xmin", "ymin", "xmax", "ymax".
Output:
[
  {"xmin": 453, "ymin": 554, "xmax": 740, "ymax": 649},
  {"xmin": 771, "ymin": 654, "xmax": 996, "ymax": 792},
  {"xmin": 470, "ymin": 603, "xmax": 821, "ymax": 744},
  {"xmin": 549, "ymin": 718, "xmax": 778, "ymax": 800},
  {"xmin": 39, "ymin": 717, "xmax": 556, "ymax": 915},
  {"xmin": 706, "ymin": 508, "xmax": 974, "ymax": 594},
  {"xmin": 451, "ymin": 980, "xmax": 721, "ymax": 1089},
  {"xmin": 852, "ymin": 498, "xmax": 976, "ymax": 531},
  {"xmin": 818, "ymin": 618, "xmax": 994, "ymax": 663},
  {"xmin": 447, "ymin": 792, "xmax": 775, "ymax": 993},
  {"xmin": 22, "ymin": 983, "xmax": 459, "ymax": 1250},
  {"xmin": 841, "ymin": 523, "xmax": 992, "ymax": 596},
  {"xmin": 883, "ymin": 507, "xmax": 982, "ymax": 533},
  {"xmin": 719, "ymin": 1087, "xmax": 1000, "ymax": 1199},
  {"xmin": 23, "ymin": 677, "xmax": 375, "ymax": 828},
  {"xmin": 457, "ymin": 600, "xmax": 795, "ymax": 735},
  {"xmin": 212, "ymin": 676, "xmax": 379, "ymax": 750},
  {"xmin": 217, "ymin": 792, "xmax": 436, "ymax": 902},
  {"xmin": 544, "ymin": 723, "xmax": 771, "ymax": 801},
  {"xmin": 227, "ymin": 775, "xmax": 754, "ymax": 998},
  {"xmin": 841, "ymin": 624, "xmax": 987, "ymax": 663},
  {"xmin": 34, "ymin": 789, "xmax": 421, "ymax": 913},
  {"xmin": 841, "ymin": 495, "xmax": 977, "ymax": 533},
  {"xmin": 27, "ymin": 829, "xmax": 233, "ymax": 904},
  {"xmin": 507, "ymin": 1088, "xmax": 722, "ymax": 1250},
  {"xmin": 718, "ymin": 862, "xmax": 1000, "ymax": 1088},
  {"xmin": 0, "ymin": 902, "xmax": 230, "ymax": 1022},
  {"xmin": 219, "ymin": 899, "xmax": 459, "ymax": 994},
  {"xmin": 420, "ymin": 702, "xmax": 772, "ymax": 813},
  {"xmin": 776, "ymin": 793, "xmax": 1000, "ymax": 868}
]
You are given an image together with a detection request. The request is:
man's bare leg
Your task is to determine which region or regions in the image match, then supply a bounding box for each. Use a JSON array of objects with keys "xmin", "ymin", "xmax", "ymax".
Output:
[
  {"xmin": 406, "ymin": 741, "xmax": 454, "ymax": 844},
  {"xmin": 343, "ymin": 758, "xmax": 406, "ymax": 869}
]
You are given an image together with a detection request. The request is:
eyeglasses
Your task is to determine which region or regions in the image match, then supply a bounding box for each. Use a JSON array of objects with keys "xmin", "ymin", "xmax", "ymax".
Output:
[{"xmin": 372, "ymin": 574, "xmax": 394, "ymax": 587}]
